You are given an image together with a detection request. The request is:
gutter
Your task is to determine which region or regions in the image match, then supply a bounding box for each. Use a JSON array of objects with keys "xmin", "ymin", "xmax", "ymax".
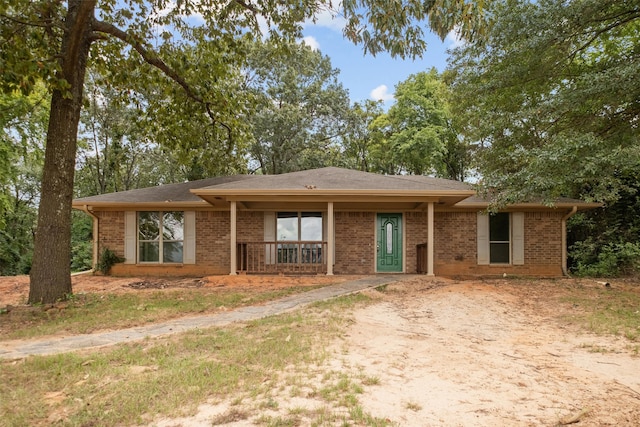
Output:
[
  {"xmin": 561, "ymin": 206, "xmax": 578, "ymax": 276},
  {"xmin": 79, "ymin": 205, "xmax": 99, "ymax": 269}
]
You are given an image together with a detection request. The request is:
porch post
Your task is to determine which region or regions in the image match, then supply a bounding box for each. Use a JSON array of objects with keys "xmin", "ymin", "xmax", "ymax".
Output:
[
  {"xmin": 326, "ymin": 202, "xmax": 334, "ymax": 275},
  {"xmin": 230, "ymin": 200, "xmax": 237, "ymax": 275},
  {"xmin": 427, "ymin": 202, "xmax": 435, "ymax": 276}
]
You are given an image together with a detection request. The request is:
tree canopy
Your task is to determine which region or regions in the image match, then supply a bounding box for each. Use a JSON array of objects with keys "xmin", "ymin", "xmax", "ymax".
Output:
[
  {"xmin": 369, "ymin": 69, "xmax": 468, "ymax": 179},
  {"xmin": 245, "ymin": 40, "xmax": 350, "ymax": 174},
  {"xmin": 449, "ymin": 0, "xmax": 640, "ymax": 205}
]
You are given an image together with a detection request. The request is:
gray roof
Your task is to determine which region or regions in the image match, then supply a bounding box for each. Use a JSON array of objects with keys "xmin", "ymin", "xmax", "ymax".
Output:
[
  {"xmin": 199, "ymin": 167, "xmax": 473, "ymax": 192},
  {"xmin": 73, "ymin": 168, "xmax": 473, "ymax": 205},
  {"xmin": 73, "ymin": 175, "xmax": 254, "ymax": 204}
]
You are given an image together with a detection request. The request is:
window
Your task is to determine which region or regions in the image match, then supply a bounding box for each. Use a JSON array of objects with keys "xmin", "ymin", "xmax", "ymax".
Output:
[
  {"xmin": 489, "ymin": 213, "xmax": 510, "ymax": 264},
  {"xmin": 478, "ymin": 212, "xmax": 524, "ymax": 266},
  {"xmin": 276, "ymin": 212, "xmax": 323, "ymax": 263},
  {"xmin": 138, "ymin": 211, "xmax": 184, "ymax": 263}
]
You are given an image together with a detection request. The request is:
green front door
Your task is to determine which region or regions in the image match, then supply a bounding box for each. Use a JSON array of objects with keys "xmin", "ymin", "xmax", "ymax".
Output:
[{"xmin": 376, "ymin": 213, "xmax": 403, "ymax": 272}]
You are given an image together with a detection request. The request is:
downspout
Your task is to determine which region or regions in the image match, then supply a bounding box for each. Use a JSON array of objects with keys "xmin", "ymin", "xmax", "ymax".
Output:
[
  {"xmin": 561, "ymin": 206, "xmax": 578, "ymax": 276},
  {"xmin": 79, "ymin": 205, "xmax": 99, "ymax": 269}
]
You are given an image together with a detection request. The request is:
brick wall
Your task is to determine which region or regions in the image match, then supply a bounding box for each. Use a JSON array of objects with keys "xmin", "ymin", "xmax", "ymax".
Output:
[
  {"xmin": 334, "ymin": 212, "xmax": 375, "ymax": 274},
  {"xmin": 237, "ymin": 211, "xmax": 264, "ymax": 242},
  {"xmin": 97, "ymin": 211, "xmax": 124, "ymax": 259},
  {"xmin": 97, "ymin": 208, "xmax": 564, "ymax": 277},
  {"xmin": 434, "ymin": 210, "xmax": 563, "ymax": 277},
  {"xmin": 196, "ymin": 211, "xmax": 230, "ymax": 270},
  {"xmin": 524, "ymin": 212, "xmax": 563, "ymax": 267}
]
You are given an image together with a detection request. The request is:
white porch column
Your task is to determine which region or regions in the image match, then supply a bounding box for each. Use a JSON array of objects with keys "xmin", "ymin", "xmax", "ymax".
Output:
[
  {"xmin": 230, "ymin": 200, "xmax": 237, "ymax": 275},
  {"xmin": 427, "ymin": 202, "xmax": 435, "ymax": 276},
  {"xmin": 326, "ymin": 202, "xmax": 334, "ymax": 275}
]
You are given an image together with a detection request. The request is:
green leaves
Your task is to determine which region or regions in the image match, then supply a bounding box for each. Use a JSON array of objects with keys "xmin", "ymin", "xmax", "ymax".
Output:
[
  {"xmin": 449, "ymin": 0, "xmax": 640, "ymax": 205},
  {"xmin": 342, "ymin": 0, "xmax": 490, "ymax": 58},
  {"xmin": 245, "ymin": 40, "xmax": 350, "ymax": 174},
  {"xmin": 370, "ymin": 69, "xmax": 468, "ymax": 179}
]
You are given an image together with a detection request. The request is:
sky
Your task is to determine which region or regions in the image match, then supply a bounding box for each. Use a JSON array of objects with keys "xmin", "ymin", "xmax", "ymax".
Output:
[{"xmin": 298, "ymin": 15, "xmax": 462, "ymax": 107}]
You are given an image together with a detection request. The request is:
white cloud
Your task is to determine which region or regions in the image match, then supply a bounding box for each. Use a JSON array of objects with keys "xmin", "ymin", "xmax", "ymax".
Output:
[
  {"xmin": 304, "ymin": 3, "xmax": 347, "ymax": 32},
  {"xmin": 300, "ymin": 36, "xmax": 320, "ymax": 51},
  {"xmin": 445, "ymin": 28, "xmax": 466, "ymax": 49},
  {"xmin": 370, "ymin": 85, "xmax": 394, "ymax": 102}
]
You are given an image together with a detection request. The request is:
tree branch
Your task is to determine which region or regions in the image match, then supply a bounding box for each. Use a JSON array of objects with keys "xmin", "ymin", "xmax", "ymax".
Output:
[
  {"xmin": 91, "ymin": 18, "xmax": 233, "ymax": 143},
  {"xmin": 232, "ymin": 0, "xmax": 259, "ymax": 14}
]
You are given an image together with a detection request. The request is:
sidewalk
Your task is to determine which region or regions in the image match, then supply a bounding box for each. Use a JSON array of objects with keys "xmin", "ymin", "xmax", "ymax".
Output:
[{"xmin": 0, "ymin": 275, "xmax": 406, "ymax": 360}]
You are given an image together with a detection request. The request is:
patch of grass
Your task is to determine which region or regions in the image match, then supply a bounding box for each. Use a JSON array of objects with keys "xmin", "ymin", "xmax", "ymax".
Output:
[
  {"xmin": 211, "ymin": 407, "xmax": 250, "ymax": 425},
  {"xmin": 405, "ymin": 401, "xmax": 422, "ymax": 411},
  {"xmin": 0, "ymin": 285, "xmax": 324, "ymax": 340},
  {"xmin": 255, "ymin": 414, "xmax": 302, "ymax": 426},
  {"xmin": 560, "ymin": 287, "xmax": 640, "ymax": 342},
  {"xmin": 0, "ymin": 294, "xmax": 383, "ymax": 427},
  {"xmin": 360, "ymin": 374, "xmax": 381, "ymax": 386},
  {"xmin": 579, "ymin": 343, "xmax": 614, "ymax": 354}
]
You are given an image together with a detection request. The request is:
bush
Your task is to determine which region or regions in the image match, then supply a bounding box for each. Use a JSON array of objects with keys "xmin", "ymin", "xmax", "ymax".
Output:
[
  {"xmin": 570, "ymin": 241, "xmax": 640, "ymax": 277},
  {"xmin": 95, "ymin": 247, "xmax": 124, "ymax": 275}
]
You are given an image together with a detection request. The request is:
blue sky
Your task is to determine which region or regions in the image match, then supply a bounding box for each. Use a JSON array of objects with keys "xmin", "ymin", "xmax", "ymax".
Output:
[{"xmin": 299, "ymin": 16, "xmax": 461, "ymax": 107}]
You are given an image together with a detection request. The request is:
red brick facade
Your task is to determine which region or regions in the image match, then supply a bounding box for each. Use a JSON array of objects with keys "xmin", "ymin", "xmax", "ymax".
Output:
[
  {"xmin": 334, "ymin": 212, "xmax": 376, "ymax": 274},
  {"xmin": 434, "ymin": 211, "xmax": 563, "ymax": 277},
  {"xmin": 97, "ymin": 208, "xmax": 565, "ymax": 277}
]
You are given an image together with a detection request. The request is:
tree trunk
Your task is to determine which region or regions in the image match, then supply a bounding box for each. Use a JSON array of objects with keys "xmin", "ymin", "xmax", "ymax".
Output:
[{"xmin": 29, "ymin": 0, "xmax": 96, "ymax": 304}]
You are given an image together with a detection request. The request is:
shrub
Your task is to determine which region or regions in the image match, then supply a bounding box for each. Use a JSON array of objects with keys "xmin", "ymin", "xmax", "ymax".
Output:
[
  {"xmin": 570, "ymin": 241, "xmax": 640, "ymax": 277},
  {"xmin": 95, "ymin": 247, "xmax": 124, "ymax": 275}
]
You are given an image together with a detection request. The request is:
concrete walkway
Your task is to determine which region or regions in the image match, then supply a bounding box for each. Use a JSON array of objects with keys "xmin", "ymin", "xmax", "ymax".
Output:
[{"xmin": 0, "ymin": 275, "xmax": 406, "ymax": 360}]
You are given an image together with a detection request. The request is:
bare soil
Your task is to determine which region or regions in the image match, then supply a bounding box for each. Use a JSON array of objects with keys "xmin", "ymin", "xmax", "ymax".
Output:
[
  {"xmin": 2, "ymin": 274, "xmax": 640, "ymax": 426},
  {"xmin": 0, "ymin": 273, "xmax": 359, "ymax": 307}
]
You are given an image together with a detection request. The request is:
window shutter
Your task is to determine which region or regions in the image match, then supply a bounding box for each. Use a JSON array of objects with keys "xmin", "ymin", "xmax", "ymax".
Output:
[
  {"xmin": 477, "ymin": 212, "xmax": 490, "ymax": 265},
  {"xmin": 264, "ymin": 212, "xmax": 276, "ymax": 264},
  {"xmin": 512, "ymin": 212, "xmax": 525, "ymax": 265},
  {"xmin": 124, "ymin": 211, "xmax": 136, "ymax": 264},
  {"xmin": 183, "ymin": 211, "xmax": 196, "ymax": 264}
]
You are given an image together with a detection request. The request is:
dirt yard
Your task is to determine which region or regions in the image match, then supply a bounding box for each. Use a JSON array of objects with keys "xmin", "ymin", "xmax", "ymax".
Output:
[{"xmin": 2, "ymin": 275, "xmax": 640, "ymax": 425}]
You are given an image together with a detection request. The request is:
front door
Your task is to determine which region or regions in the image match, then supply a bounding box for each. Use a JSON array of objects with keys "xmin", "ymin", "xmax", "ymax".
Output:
[{"xmin": 376, "ymin": 213, "xmax": 403, "ymax": 272}]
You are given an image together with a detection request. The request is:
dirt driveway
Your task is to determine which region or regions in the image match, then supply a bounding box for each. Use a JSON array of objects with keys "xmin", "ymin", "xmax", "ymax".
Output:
[
  {"xmin": 2, "ymin": 275, "xmax": 640, "ymax": 425},
  {"xmin": 340, "ymin": 278, "xmax": 640, "ymax": 426}
]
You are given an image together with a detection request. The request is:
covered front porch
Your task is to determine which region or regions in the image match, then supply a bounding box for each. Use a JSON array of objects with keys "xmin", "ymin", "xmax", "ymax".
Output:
[
  {"xmin": 227, "ymin": 200, "xmax": 437, "ymax": 276},
  {"xmin": 190, "ymin": 168, "xmax": 476, "ymax": 276}
]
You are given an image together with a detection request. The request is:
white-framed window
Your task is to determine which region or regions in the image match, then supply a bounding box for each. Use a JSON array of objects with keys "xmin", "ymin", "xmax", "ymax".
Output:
[{"xmin": 138, "ymin": 211, "xmax": 184, "ymax": 263}]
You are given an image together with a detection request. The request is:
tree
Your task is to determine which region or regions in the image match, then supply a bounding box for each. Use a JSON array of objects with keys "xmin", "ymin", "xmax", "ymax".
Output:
[
  {"xmin": 1, "ymin": 0, "xmax": 488, "ymax": 303},
  {"xmin": 370, "ymin": 69, "xmax": 468, "ymax": 179},
  {"xmin": 339, "ymin": 99, "xmax": 385, "ymax": 172},
  {"xmin": 449, "ymin": 0, "xmax": 640, "ymax": 204},
  {"xmin": 245, "ymin": 40, "xmax": 350, "ymax": 174},
  {"xmin": 0, "ymin": 87, "xmax": 48, "ymax": 275},
  {"xmin": 75, "ymin": 71, "xmax": 193, "ymax": 195}
]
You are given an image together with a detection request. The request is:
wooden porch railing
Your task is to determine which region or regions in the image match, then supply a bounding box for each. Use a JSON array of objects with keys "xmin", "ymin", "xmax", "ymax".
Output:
[{"xmin": 237, "ymin": 241, "xmax": 327, "ymax": 274}]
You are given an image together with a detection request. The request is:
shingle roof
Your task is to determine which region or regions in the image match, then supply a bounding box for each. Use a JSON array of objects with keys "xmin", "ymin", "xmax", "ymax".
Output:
[
  {"xmin": 198, "ymin": 167, "xmax": 472, "ymax": 192},
  {"xmin": 73, "ymin": 167, "xmax": 474, "ymax": 206},
  {"xmin": 73, "ymin": 175, "xmax": 254, "ymax": 205}
]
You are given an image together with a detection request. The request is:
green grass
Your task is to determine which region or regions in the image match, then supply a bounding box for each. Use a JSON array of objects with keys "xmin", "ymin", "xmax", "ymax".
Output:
[
  {"xmin": 0, "ymin": 286, "xmax": 323, "ymax": 339},
  {"xmin": 560, "ymin": 286, "xmax": 640, "ymax": 342},
  {"xmin": 0, "ymin": 293, "xmax": 389, "ymax": 427}
]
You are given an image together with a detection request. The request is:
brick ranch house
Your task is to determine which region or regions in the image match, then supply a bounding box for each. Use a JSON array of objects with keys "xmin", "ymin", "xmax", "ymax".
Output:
[{"xmin": 72, "ymin": 167, "xmax": 599, "ymax": 277}]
